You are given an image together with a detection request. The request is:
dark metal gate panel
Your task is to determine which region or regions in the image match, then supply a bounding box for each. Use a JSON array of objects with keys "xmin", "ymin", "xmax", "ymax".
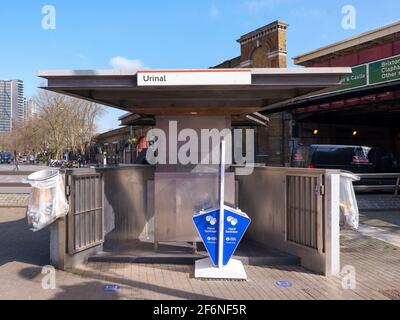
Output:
[
  {"xmin": 66, "ymin": 172, "xmax": 104, "ymax": 254},
  {"xmin": 287, "ymin": 174, "xmax": 325, "ymax": 252}
]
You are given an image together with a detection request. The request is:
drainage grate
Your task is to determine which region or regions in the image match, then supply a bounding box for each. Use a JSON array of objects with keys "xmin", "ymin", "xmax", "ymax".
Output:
[{"xmin": 379, "ymin": 289, "xmax": 400, "ymax": 300}]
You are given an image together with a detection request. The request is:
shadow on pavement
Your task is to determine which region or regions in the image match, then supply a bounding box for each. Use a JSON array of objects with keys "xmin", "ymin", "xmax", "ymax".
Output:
[
  {"xmin": 19, "ymin": 266, "xmax": 43, "ymax": 279},
  {"xmin": 360, "ymin": 211, "xmax": 400, "ymax": 230},
  {"xmin": 0, "ymin": 216, "xmax": 50, "ymax": 267},
  {"xmin": 51, "ymin": 281, "xmax": 121, "ymax": 300},
  {"xmin": 70, "ymin": 265, "xmax": 219, "ymax": 300}
]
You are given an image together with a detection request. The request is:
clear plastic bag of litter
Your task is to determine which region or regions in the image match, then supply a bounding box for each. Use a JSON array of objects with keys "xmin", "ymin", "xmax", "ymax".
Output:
[
  {"xmin": 26, "ymin": 170, "xmax": 69, "ymax": 232},
  {"xmin": 340, "ymin": 171, "xmax": 360, "ymax": 230}
]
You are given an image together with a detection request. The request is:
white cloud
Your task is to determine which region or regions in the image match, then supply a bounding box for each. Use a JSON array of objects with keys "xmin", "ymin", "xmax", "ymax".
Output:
[
  {"xmin": 210, "ymin": 4, "xmax": 219, "ymax": 18},
  {"xmin": 109, "ymin": 56, "xmax": 145, "ymax": 70}
]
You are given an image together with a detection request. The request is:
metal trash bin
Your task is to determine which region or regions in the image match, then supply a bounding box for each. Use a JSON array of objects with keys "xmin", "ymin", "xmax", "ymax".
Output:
[
  {"xmin": 26, "ymin": 170, "xmax": 69, "ymax": 232},
  {"xmin": 340, "ymin": 171, "xmax": 360, "ymax": 230}
]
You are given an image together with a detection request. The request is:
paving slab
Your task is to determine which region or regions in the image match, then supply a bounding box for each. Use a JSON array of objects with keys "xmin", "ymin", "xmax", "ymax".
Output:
[
  {"xmin": 357, "ymin": 194, "xmax": 400, "ymax": 211},
  {"xmin": 358, "ymin": 210, "xmax": 400, "ymax": 247},
  {"xmin": 0, "ymin": 187, "xmax": 31, "ymax": 195},
  {"xmin": 90, "ymin": 239, "xmax": 300, "ymax": 266},
  {"xmin": 1, "ymin": 207, "xmax": 400, "ymax": 300},
  {"xmin": 0, "ymin": 194, "xmax": 30, "ymax": 207},
  {"xmin": 0, "ymin": 164, "xmax": 48, "ymax": 172}
]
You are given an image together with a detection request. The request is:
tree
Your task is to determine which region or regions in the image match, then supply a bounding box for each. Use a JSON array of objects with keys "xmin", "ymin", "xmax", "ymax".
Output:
[
  {"xmin": 34, "ymin": 90, "xmax": 105, "ymax": 159},
  {"xmin": 1, "ymin": 90, "xmax": 105, "ymax": 160}
]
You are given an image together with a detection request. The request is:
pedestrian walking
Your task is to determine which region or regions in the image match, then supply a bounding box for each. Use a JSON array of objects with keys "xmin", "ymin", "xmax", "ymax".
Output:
[{"xmin": 13, "ymin": 150, "xmax": 19, "ymax": 171}]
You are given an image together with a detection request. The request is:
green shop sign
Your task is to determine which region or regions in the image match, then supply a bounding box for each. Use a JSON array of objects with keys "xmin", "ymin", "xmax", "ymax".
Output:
[
  {"xmin": 332, "ymin": 54, "xmax": 400, "ymax": 93},
  {"xmin": 341, "ymin": 64, "xmax": 367, "ymax": 88},
  {"xmin": 369, "ymin": 55, "xmax": 400, "ymax": 85}
]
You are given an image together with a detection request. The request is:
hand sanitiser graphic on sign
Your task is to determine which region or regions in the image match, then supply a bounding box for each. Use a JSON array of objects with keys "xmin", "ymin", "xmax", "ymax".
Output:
[
  {"xmin": 193, "ymin": 139, "xmax": 251, "ymax": 280},
  {"xmin": 193, "ymin": 208, "xmax": 220, "ymax": 266},
  {"xmin": 222, "ymin": 208, "xmax": 251, "ymax": 266}
]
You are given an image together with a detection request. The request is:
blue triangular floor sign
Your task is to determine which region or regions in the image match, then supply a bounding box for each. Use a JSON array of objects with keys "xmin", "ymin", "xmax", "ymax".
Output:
[
  {"xmin": 193, "ymin": 205, "xmax": 251, "ymax": 267},
  {"xmin": 222, "ymin": 206, "xmax": 251, "ymax": 265},
  {"xmin": 193, "ymin": 207, "xmax": 220, "ymax": 266}
]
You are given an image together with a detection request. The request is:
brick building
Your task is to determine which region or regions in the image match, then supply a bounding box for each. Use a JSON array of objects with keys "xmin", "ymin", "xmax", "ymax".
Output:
[
  {"xmin": 98, "ymin": 20, "xmax": 293, "ymax": 166},
  {"xmin": 94, "ymin": 122, "xmax": 151, "ymax": 165},
  {"xmin": 214, "ymin": 20, "xmax": 291, "ymax": 166},
  {"xmin": 215, "ymin": 20, "xmax": 288, "ymax": 69},
  {"xmin": 98, "ymin": 20, "xmax": 400, "ymax": 167},
  {"xmin": 267, "ymin": 21, "xmax": 400, "ymax": 163}
]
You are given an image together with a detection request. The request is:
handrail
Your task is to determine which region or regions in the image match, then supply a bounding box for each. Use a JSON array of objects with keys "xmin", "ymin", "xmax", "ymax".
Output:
[
  {"xmin": 355, "ymin": 173, "xmax": 400, "ymax": 196},
  {"xmin": 0, "ymin": 171, "xmax": 37, "ymax": 176},
  {"xmin": 357, "ymin": 173, "xmax": 400, "ymax": 178}
]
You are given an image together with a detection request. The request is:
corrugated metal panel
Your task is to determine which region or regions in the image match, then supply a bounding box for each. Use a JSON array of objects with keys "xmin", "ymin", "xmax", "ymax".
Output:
[
  {"xmin": 287, "ymin": 175, "xmax": 325, "ymax": 252},
  {"xmin": 67, "ymin": 173, "xmax": 104, "ymax": 254}
]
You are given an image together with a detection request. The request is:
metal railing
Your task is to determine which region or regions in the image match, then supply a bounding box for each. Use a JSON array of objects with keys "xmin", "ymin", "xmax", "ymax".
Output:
[
  {"xmin": 354, "ymin": 173, "xmax": 400, "ymax": 196},
  {"xmin": 235, "ymin": 166, "xmax": 339, "ymax": 275},
  {"xmin": 287, "ymin": 174, "xmax": 324, "ymax": 252},
  {"xmin": 66, "ymin": 170, "xmax": 104, "ymax": 254}
]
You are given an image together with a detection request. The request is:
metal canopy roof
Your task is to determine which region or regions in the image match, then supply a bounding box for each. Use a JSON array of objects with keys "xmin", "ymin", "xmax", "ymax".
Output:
[
  {"xmin": 38, "ymin": 68, "xmax": 351, "ymax": 116},
  {"xmin": 293, "ymin": 21, "xmax": 400, "ymax": 66},
  {"xmin": 259, "ymin": 79, "xmax": 400, "ymax": 114}
]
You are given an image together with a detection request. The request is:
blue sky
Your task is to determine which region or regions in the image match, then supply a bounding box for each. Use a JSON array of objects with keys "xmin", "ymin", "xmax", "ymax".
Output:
[{"xmin": 1, "ymin": 0, "xmax": 399, "ymax": 132}]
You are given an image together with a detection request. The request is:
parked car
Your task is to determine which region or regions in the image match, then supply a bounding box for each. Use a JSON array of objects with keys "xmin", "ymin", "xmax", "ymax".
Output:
[
  {"xmin": 309, "ymin": 145, "xmax": 374, "ymax": 173},
  {"xmin": 0, "ymin": 151, "xmax": 12, "ymax": 164},
  {"xmin": 291, "ymin": 144, "xmax": 399, "ymax": 187},
  {"xmin": 19, "ymin": 155, "xmax": 28, "ymax": 163},
  {"xmin": 367, "ymin": 147, "xmax": 400, "ymax": 173},
  {"xmin": 292, "ymin": 144, "xmax": 398, "ymax": 172}
]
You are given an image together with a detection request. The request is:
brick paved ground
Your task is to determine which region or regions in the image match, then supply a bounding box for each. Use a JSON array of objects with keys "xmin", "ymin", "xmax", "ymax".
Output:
[
  {"xmin": 1, "ymin": 207, "xmax": 400, "ymax": 300},
  {"xmin": 0, "ymin": 165, "xmax": 40, "ymax": 195},
  {"xmin": 357, "ymin": 210, "xmax": 400, "ymax": 248},
  {"xmin": 0, "ymin": 176, "xmax": 27, "ymax": 183},
  {"xmin": 357, "ymin": 194, "xmax": 400, "ymax": 211},
  {"xmin": 0, "ymin": 194, "xmax": 30, "ymax": 207},
  {"xmin": 0, "ymin": 164, "xmax": 48, "ymax": 172}
]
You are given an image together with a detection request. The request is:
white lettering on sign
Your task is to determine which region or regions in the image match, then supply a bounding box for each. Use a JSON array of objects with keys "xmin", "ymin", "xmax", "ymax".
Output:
[{"xmin": 137, "ymin": 70, "xmax": 252, "ymax": 86}]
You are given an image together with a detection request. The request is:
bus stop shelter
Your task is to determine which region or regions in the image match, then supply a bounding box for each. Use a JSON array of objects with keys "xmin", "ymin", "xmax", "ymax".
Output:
[{"xmin": 38, "ymin": 67, "xmax": 351, "ymax": 276}]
